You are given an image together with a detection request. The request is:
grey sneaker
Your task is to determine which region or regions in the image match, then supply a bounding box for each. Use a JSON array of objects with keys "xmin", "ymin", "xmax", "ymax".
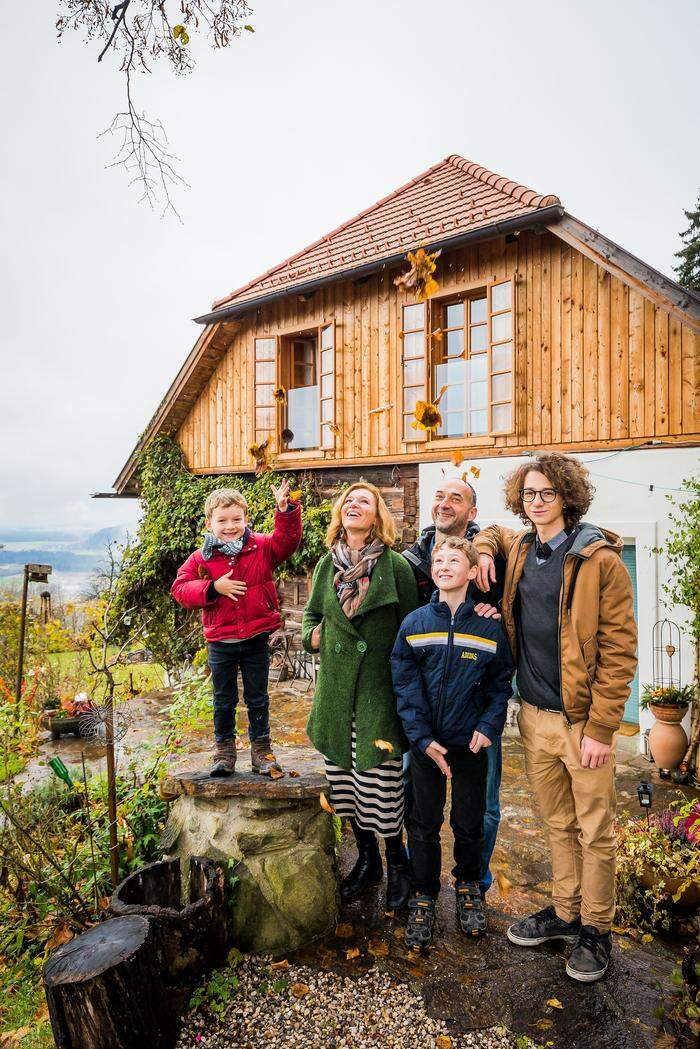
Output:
[
  {"xmin": 250, "ymin": 736, "xmax": 283, "ymax": 776},
  {"xmin": 210, "ymin": 740, "xmax": 236, "ymax": 777},
  {"xmin": 507, "ymin": 905, "xmax": 581, "ymax": 946},
  {"xmin": 566, "ymin": 926, "xmax": 612, "ymax": 982}
]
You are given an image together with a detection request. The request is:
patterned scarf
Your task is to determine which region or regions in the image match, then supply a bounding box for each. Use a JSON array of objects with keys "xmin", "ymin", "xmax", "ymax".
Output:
[
  {"xmin": 331, "ymin": 537, "xmax": 385, "ymax": 619},
  {"xmin": 201, "ymin": 528, "xmax": 250, "ymax": 561}
]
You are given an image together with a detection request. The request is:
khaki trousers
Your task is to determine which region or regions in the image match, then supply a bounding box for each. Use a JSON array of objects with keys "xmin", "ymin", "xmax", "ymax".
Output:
[{"xmin": 517, "ymin": 700, "xmax": 617, "ymax": 931}]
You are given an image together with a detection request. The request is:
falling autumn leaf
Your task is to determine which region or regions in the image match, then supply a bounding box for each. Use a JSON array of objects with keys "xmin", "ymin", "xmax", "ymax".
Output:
[
  {"xmin": 249, "ymin": 437, "xmax": 272, "ymax": 475},
  {"xmin": 369, "ymin": 404, "xmax": 394, "ymax": 415},
  {"xmin": 291, "ymin": 983, "xmax": 310, "ymax": 998},
  {"xmin": 335, "ymin": 922, "xmax": 354, "ymax": 938},
  {"xmin": 434, "ymin": 384, "xmax": 449, "ymax": 406},
  {"xmin": 289, "ymin": 489, "xmax": 302, "ymax": 501},
  {"xmin": 345, "ymin": 947, "xmax": 361, "ymax": 960},
  {"xmin": 373, "ymin": 739, "xmax": 394, "ymax": 753},
  {"xmin": 496, "ymin": 872, "xmax": 513, "ymax": 895},
  {"xmin": 394, "ymin": 248, "xmax": 441, "ymax": 301},
  {"xmin": 431, "ymin": 328, "xmax": 444, "ymax": 341},
  {"xmin": 329, "ymin": 423, "xmax": 342, "ymax": 436},
  {"xmin": 273, "ymin": 386, "xmax": 287, "ymax": 404},
  {"xmin": 547, "ymin": 998, "xmax": 564, "ymax": 1010},
  {"xmin": 450, "ymin": 450, "xmax": 466, "ymax": 466},
  {"xmin": 319, "ymin": 792, "xmax": 335, "ymax": 814},
  {"xmin": 469, "ymin": 465, "xmax": 481, "ymax": 478},
  {"xmin": 412, "ymin": 400, "xmax": 442, "ymax": 433}
]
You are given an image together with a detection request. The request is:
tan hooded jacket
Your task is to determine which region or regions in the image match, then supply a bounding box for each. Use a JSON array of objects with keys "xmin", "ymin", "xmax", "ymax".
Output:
[{"xmin": 473, "ymin": 523, "xmax": 637, "ymax": 745}]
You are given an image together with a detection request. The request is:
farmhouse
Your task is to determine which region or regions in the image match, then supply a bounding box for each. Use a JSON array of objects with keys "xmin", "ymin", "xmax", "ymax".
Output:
[{"xmin": 113, "ymin": 155, "xmax": 700, "ymax": 741}]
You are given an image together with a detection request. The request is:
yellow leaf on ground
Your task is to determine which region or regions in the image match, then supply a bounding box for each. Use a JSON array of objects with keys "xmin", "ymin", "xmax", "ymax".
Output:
[
  {"xmin": 268, "ymin": 767, "xmax": 284, "ymax": 780},
  {"xmin": 288, "ymin": 770, "xmax": 300, "ymax": 778},
  {"xmin": 536, "ymin": 1018, "xmax": 553, "ymax": 1030},
  {"xmin": 496, "ymin": 872, "xmax": 513, "ymax": 895},
  {"xmin": 46, "ymin": 923, "xmax": 74, "ymax": 950},
  {"xmin": 345, "ymin": 947, "xmax": 360, "ymax": 960},
  {"xmin": 641, "ymin": 933, "xmax": 653, "ymax": 943},
  {"xmin": 547, "ymin": 998, "xmax": 564, "ymax": 1009},
  {"xmin": 291, "ymin": 983, "xmax": 310, "ymax": 998},
  {"xmin": 335, "ymin": 922, "xmax": 354, "ymax": 938},
  {"xmin": 368, "ymin": 939, "xmax": 389, "ymax": 957},
  {"xmin": 373, "ymin": 739, "xmax": 394, "ymax": 753},
  {"xmin": 0, "ymin": 1029, "xmax": 31, "ymax": 1048},
  {"xmin": 436, "ymin": 1037, "xmax": 452, "ymax": 1049},
  {"xmin": 319, "ymin": 792, "xmax": 335, "ymax": 814},
  {"xmin": 270, "ymin": 959, "xmax": 289, "ymax": 971}
]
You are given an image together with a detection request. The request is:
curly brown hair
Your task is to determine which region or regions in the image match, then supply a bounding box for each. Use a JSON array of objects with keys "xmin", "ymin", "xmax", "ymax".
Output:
[{"xmin": 503, "ymin": 452, "xmax": 595, "ymax": 527}]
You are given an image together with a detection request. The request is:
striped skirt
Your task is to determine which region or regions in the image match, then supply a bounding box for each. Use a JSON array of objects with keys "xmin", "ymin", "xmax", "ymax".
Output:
[{"xmin": 324, "ymin": 724, "xmax": 404, "ymax": 838}]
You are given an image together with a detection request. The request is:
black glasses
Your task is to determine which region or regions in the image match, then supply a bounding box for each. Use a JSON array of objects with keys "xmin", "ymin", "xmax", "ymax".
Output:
[{"xmin": 520, "ymin": 487, "xmax": 558, "ymax": 504}]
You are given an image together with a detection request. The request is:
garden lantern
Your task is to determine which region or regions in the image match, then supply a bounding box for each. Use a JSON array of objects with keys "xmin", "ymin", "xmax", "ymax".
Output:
[{"xmin": 637, "ymin": 781, "xmax": 653, "ymax": 826}]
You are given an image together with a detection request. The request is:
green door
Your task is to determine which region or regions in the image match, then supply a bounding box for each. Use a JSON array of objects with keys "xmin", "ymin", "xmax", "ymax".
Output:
[{"xmin": 621, "ymin": 544, "xmax": 640, "ymax": 724}]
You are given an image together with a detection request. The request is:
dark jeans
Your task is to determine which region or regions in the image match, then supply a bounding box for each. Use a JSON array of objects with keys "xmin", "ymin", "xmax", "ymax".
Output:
[
  {"xmin": 207, "ymin": 634, "xmax": 270, "ymax": 743},
  {"xmin": 409, "ymin": 743, "xmax": 487, "ymax": 899},
  {"xmin": 479, "ymin": 736, "xmax": 503, "ymax": 894}
]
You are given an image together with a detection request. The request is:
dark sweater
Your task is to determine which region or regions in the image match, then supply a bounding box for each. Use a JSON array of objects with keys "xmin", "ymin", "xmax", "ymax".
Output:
[{"xmin": 515, "ymin": 534, "xmax": 577, "ymax": 711}]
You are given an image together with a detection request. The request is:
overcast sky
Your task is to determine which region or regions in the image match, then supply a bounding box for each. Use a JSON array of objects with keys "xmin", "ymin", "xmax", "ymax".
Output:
[{"xmin": 1, "ymin": 0, "xmax": 698, "ymax": 534}]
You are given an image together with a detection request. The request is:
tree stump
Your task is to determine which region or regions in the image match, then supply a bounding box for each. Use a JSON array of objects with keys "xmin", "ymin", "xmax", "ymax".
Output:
[
  {"xmin": 160, "ymin": 747, "xmax": 339, "ymax": 955},
  {"xmin": 44, "ymin": 915, "xmax": 180, "ymax": 1049}
]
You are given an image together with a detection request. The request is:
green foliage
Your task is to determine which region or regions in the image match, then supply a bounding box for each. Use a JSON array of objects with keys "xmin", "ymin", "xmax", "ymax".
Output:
[
  {"xmin": 674, "ymin": 192, "xmax": 700, "ymax": 291},
  {"xmin": 640, "ymin": 684, "xmax": 696, "ymax": 710},
  {"xmin": 188, "ymin": 964, "xmax": 240, "ymax": 1018},
  {"xmin": 662, "ymin": 475, "xmax": 700, "ymax": 648},
  {"xmin": 113, "ymin": 435, "xmax": 332, "ymax": 671},
  {"xmin": 164, "ymin": 666, "xmax": 215, "ymax": 739}
]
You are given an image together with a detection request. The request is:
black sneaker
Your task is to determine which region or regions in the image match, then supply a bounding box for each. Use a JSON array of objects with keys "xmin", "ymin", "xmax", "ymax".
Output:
[
  {"xmin": 405, "ymin": 895, "xmax": 436, "ymax": 951},
  {"xmin": 507, "ymin": 905, "xmax": 581, "ymax": 947},
  {"xmin": 455, "ymin": 881, "xmax": 487, "ymax": 938},
  {"xmin": 566, "ymin": 925, "xmax": 612, "ymax": 982}
]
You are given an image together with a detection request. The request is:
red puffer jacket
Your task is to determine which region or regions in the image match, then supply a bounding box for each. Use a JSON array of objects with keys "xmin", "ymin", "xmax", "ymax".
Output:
[{"xmin": 171, "ymin": 503, "xmax": 302, "ymax": 642}]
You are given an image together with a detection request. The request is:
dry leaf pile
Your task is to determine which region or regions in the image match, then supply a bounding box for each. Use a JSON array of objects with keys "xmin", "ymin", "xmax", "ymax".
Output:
[{"xmin": 394, "ymin": 248, "xmax": 441, "ymax": 301}]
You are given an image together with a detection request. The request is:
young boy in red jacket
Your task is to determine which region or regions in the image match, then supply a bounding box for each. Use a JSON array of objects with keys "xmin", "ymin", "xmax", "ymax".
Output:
[{"xmin": 172, "ymin": 479, "xmax": 302, "ymax": 777}]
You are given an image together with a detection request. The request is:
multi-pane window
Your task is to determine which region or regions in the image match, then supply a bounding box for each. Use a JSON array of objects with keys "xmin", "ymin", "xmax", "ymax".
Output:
[
  {"xmin": 286, "ymin": 335, "xmax": 319, "ymax": 450},
  {"xmin": 400, "ymin": 278, "xmax": 515, "ymax": 440},
  {"xmin": 319, "ymin": 324, "xmax": 336, "ymax": 449},
  {"xmin": 401, "ymin": 303, "xmax": 427, "ymax": 440},
  {"xmin": 254, "ymin": 338, "xmax": 277, "ymax": 445}
]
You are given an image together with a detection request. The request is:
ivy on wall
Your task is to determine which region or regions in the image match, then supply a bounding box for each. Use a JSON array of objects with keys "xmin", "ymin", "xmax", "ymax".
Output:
[{"xmin": 113, "ymin": 435, "xmax": 333, "ymax": 671}]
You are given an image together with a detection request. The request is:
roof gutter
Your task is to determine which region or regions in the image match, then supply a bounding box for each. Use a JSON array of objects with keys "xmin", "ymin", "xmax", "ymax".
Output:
[{"xmin": 193, "ymin": 205, "xmax": 565, "ymax": 325}]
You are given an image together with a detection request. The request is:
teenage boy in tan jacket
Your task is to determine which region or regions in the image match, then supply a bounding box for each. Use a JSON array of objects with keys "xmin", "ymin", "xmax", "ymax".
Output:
[{"xmin": 473, "ymin": 452, "xmax": 637, "ymax": 982}]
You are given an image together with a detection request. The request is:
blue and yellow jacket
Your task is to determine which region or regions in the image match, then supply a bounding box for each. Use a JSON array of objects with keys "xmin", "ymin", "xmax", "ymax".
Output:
[{"xmin": 390, "ymin": 592, "xmax": 514, "ymax": 752}]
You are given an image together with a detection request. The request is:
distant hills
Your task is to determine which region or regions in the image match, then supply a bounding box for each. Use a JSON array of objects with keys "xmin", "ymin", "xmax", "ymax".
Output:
[{"xmin": 0, "ymin": 526, "xmax": 130, "ymax": 580}]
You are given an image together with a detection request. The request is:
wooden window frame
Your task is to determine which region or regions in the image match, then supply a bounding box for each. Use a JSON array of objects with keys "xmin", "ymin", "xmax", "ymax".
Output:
[
  {"xmin": 253, "ymin": 336, "xmax": 278, "ymax": 446},
  {"xmin": 400, "ymin": 301, "xmax": 428, "ymax": 442},
  {"xmin": 487, "ymin": 277, "xmax": 515, "ymax": 436},
  {"xmin": 319, "ymin": 322, "xmax": 336, "ymax": 450}
]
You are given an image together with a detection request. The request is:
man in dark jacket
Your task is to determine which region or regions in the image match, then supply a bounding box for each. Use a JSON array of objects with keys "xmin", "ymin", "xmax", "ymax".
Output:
[
  {"xmin": 392, "ymin": 535, "xmax": 514, "ymax": 949},
  {"xmin": 402, "ymin": 477, "xmax": 507, "ymax": 896}
]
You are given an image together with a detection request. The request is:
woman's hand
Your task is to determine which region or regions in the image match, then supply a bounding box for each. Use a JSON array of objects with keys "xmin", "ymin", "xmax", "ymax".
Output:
[
  {"xmin": 474, "ymin": 602, "xmax": 501, "ymax": 620},
  {"xmin": 475, "ymin": 553, "xmax": 496, "ymax": 593},
  {"xmin": 214, "ymin": 571, "xmax": 248, "ymax": 601},
  {"xmin": 270, "ymin": 478, "xmax": 291, "ymax": 512},
  {"xmin": 425, "ymin": 741, "xmax": 451, "ymax": 779},
  {"xmin": 469, "ymin": 730, "xmax": 492, "ymax": 753},
  {"xmin": 310, "ymin": 623, "xmax": 322, "ymax": 650}
]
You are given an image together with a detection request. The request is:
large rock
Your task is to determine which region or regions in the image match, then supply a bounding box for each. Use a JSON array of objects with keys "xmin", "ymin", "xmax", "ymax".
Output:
[{"xmin": 160, "ymin": 748, "xmax": 339, "ymax": 955}]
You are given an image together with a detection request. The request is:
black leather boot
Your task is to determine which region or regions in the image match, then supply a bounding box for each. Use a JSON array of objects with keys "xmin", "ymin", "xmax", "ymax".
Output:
[
  {"xmin": 384, "ymin": 834, "xmax": 411, "ymax": 911},
  {"xmin": 340, "ymin": 820, "xmax": 383, "ymax": 904}
]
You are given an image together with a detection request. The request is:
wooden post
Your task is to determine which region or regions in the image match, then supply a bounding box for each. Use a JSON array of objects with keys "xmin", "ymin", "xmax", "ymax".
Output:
[
  {"xmin": 104, "ymin": 694, "xmax": 120, "ymax": 889},
  {"xmin": 14, "ymin": 566, "xmax": 29, "ymax": 705}
]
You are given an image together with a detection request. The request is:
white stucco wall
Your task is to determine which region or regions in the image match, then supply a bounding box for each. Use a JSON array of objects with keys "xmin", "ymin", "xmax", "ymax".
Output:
[{"xmin": 418, "ymin": 446, "xmax": 699, "ymax": 752}]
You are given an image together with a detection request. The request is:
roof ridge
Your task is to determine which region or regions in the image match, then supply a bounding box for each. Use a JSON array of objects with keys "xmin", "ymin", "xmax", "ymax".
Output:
[
  {"xmin": 211, "ymin": 158, "xmax": 449, "ymax": 311},
  {"xmin": 444, "ymin": 154, "xmax": 561, "ymax": 209}
]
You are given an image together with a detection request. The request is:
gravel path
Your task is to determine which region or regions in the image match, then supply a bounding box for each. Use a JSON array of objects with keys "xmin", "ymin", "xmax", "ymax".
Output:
[{"xmin": 176, "ymin": 957, "xmax": 536, "ymax": 1049}]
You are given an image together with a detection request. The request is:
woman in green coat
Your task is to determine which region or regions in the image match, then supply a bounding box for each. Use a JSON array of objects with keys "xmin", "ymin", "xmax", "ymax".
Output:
[{"xmin": 302, "ymin": 481, "xmax": 418, "ymax": 910}]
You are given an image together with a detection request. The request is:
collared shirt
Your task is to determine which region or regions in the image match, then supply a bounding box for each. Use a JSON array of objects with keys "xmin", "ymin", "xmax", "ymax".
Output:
[{"xmin": 535, "ymin": 526, "xmax": 575, "ymax": 565}]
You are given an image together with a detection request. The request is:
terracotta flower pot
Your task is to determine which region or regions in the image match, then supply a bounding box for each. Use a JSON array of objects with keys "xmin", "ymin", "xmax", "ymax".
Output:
[
  {"xmin": 639, "ymin": 866, "xmax": 700, "ymax": 909},
  {"xmin": 649, "ymin": 706, "xmax": 688, "ymax": 771}
]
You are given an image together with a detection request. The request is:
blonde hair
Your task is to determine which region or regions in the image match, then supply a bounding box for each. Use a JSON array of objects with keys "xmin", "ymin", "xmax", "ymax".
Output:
[
  {"xmin": 325, "ymin": 482, "xmax": 397, "ymax": 549},
  {"xmin": 432, "ymin": 534, "xmax": 479, "ymax": 568},
  {"xmin": 204, "ymin": 488, "xmax": 248, "ymax": 519}
]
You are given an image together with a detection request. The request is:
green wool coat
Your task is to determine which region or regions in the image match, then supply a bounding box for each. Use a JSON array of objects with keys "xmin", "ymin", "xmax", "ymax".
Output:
[{"xmin": 301, "ymin": 548, "xmax": 419, "ymax": 772}]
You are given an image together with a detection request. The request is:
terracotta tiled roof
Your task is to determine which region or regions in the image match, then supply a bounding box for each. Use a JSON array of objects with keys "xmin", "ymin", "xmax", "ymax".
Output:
[{"xmin": 211, "ymin": 155, "xmax": 561, "ymax": 312}]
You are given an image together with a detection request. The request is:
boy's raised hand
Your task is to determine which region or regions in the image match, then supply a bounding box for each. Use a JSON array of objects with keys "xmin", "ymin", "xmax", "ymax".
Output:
[
  {"xmin": 270, "ymin": 478, "xmax": 291, "ymax": 512},
  {"xmin": 426, "ymin": 741, "xmax": 451, "ymax": 779},
  {"xmin": 469, "ymin": 730, "xmax": 492, "ymax": 753},
  {"xmin": 214, "ymin": 571, "xmax": 247, "ymax": 601}
]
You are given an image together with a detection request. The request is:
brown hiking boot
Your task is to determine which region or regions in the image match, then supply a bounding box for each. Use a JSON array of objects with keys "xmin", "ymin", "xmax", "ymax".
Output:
[
  {"xmin": 250, "ymin": 736, "xmax": 284, "ymax": 777},
  {"xmin": 210, "ymin": 740, "xmax": 236, "ymax": 777}
]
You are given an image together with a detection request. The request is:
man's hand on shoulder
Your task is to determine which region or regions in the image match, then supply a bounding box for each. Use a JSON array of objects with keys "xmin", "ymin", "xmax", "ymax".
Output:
[
  {"xmin": 473, "ymin": 602, "xmax": 501, "ymax": 620},
  {"xmin": 580, "ymin": 734, "xmax": 612, "ymax": 769}
]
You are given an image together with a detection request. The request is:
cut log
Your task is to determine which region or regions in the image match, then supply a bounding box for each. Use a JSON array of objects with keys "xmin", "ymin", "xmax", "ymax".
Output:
[{"xmin": 43, "ymin": 915, "xmax": 180, "ymax": 1049}]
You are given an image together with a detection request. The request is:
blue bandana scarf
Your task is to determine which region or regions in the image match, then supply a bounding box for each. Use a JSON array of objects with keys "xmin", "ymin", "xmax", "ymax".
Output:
[{"xmin": 201, "ymin": 528, "xmax": 250, "ymax": 561}]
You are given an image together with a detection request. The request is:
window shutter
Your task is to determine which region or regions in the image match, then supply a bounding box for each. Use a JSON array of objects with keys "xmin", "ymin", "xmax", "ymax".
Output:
[
  {"xmin": 401, "ymin": 302, "xmax": 428, "ymax": 442},
  {"xmin": 487, "ymin": 278, "xmax": 515, "ymax": 435},
  {"xmin": 254, "ymin": 337, "xmax": 278, "ymax": 446},
  {"xmin": 319, "ymin": 323, "xmax": 335, "ymax": 450}
]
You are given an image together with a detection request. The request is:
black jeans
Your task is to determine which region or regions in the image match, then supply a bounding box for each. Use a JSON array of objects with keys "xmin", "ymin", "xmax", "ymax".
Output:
[
  {"xmin": 408, "ymin": 743, "xmax": 487, "ymax": 898},
  {"xmin": 207, "ymin": 634, "xmax": 270, "ymax": 743}
]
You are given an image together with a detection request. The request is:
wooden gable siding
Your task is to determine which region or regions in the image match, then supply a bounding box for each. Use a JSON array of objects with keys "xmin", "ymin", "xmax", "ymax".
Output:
[{"xmin": 177, "ymin": 230, "xmax": 699, "ymax": 474}]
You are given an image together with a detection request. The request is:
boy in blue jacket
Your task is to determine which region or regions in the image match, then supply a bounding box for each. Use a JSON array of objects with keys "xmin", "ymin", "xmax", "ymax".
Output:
[{"xmin": 391, "ymin": 535, "xmax": 513, "ymax": 949}]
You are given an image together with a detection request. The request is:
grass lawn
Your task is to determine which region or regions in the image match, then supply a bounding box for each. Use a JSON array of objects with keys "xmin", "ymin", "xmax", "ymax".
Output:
[
  {"xmin": 48, "ymin": 647, "xmax": 166, "ymax": 698},
  {"xmin": 0, "ymin": 965, "xmax": 53, "ymax": 1048}
]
